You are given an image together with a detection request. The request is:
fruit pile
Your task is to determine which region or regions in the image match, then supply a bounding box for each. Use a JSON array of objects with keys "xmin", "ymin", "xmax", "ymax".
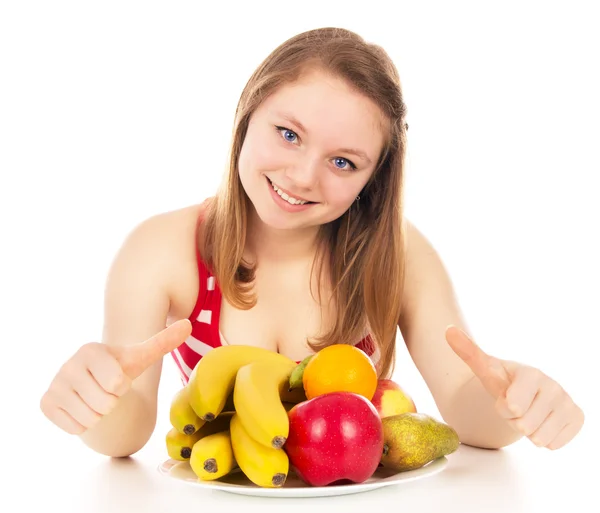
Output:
[{"xmin": 166, "ymin": 343, "xmax": 460, "ymax": 488}]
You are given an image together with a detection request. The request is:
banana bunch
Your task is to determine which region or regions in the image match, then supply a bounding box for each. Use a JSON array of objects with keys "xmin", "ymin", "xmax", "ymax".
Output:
[
  {"xmin": 166, "ymin": 344, "xmax": 308, "ymax": 488},
  {"xmin": 165, "ymin": 411, "xmax": 235, "ymax": 478}
]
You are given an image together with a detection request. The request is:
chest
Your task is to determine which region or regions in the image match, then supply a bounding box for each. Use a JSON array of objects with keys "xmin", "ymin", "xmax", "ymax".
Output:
[{"xmin": 218, "ymin": 264, "xmax": 335, "ymax": 362}]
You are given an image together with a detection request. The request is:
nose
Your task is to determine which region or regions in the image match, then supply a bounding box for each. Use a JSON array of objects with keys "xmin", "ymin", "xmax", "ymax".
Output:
[{"xmin": 284, "ymin": 155, "xmax": 320, "ymax": 191}]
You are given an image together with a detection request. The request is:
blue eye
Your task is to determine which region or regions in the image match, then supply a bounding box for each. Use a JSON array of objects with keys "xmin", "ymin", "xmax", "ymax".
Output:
[
  {"xmin": 333, "ymin": 157, "xmax": 357, "ymax": 171},
  {"xmin": 283, "ymin": 130, "xmax": 297, "ymax": 142},
  {"xmin": 334, "ymin": 157, "xmax": 348, "ymax": 169},
  {"xmin": 276, "ymin": 126, "xmax": 298, "ymax": 143}
]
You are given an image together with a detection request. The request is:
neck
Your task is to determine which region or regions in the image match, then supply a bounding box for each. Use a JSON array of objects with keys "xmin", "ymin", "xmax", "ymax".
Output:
[{"xmin": 245, "ymin": 210, "xmax": 320, "ymax": 265}]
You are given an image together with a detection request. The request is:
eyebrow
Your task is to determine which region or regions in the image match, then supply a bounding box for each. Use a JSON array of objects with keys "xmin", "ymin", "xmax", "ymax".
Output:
[{"xmin": 277, "ymin": 112, "xmax": 373, "ymax": 165}]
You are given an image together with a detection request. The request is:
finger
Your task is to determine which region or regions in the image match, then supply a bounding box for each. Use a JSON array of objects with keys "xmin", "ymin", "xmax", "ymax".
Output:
[
  {"xmin": 86, "ymin": 350, "xmax": 131, "ymax": 397},
  {"xmin": 503, "ymin": 366, "xmax": 544, "ymax": 418},
  {"xmin": 547, "ymin": 419, "xmax": 583, "ymax": 450},
  {"xmin": 527, "ymin": 409, "xmax": 568, "ymax": 447},
  {"xmin": 506, "ymin": 385, "xmax": 555, "ymax": 437},
  {"xmin": 114, "ymin": 319, "xmax": 192, "ymax": 380},
  {"xmin": 61, "ymin": 387, "xmax": 103, "ymax": 428},
  {"xmin": 73, "ymin": 369, "xmax": 120, "ymax": 416},
  {"xmin": 47, "ymin": 406, "xmax": 87, "ymax": 435},
  {"xmin": 445, "ymin": 325, "xmax": 511, "ymax": 398},
  {"xmin": 40, "ymin": 393, "xmax": 86, "ymax": 435}
]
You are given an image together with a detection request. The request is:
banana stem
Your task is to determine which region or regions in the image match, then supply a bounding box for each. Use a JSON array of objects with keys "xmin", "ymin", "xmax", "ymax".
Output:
[
  {"xmin": 271, "ymin": 436, "xmax": 286, "ymax": 449},
  {"xmin": 183, "ymin": 424, "xmax": 196, "ymax": 435},
  {"xmin": 203, "ymin": 458, "xmax": 218, "ymax": 473},
  {"xmin": 272, "ymin": 473, "xmax": 287, "ymax": 487}
]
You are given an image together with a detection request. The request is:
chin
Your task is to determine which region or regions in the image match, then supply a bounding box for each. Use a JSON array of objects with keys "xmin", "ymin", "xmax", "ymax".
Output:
[
  {"xmin": 254, "ymin": 207, "xmax": 297, "ymax": 230},
  {"xmin": 255, "ymin": 203, "xmax": 316, "ymax": 231}
]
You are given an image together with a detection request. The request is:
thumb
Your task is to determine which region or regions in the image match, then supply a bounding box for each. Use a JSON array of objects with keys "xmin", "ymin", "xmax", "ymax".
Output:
[
  {"xmin": 445, "ymin": 325, "xmax": 511, "ymax": 399},
  {"xmin": 112, "ymin": 319, "xmax": 192, "ymax": 380}
]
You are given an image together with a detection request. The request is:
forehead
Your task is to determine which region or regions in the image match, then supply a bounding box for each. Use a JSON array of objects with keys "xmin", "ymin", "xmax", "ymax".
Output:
[{"xmin": 257, "ymin": 69, "xmax": 387, "ymax": 154}]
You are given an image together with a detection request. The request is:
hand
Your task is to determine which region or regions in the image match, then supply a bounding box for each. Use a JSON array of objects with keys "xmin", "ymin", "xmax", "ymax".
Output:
[
  {"xmin": 40, "ymin": 319, "xmax": 192, "ymax": 435},
  {"xmin": 445, "ymin": 325, "xmax": 584, "ymax": 450}
]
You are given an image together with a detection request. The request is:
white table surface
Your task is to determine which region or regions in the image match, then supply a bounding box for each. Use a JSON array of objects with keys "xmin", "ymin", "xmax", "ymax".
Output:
[{"xmin": 8, "ymin": 406, "xmax": 596, "ymax": 513}]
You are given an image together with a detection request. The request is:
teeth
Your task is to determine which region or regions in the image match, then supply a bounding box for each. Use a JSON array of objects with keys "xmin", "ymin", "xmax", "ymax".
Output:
[{"xmin": 270, "ymin": 180, "xmax": 308, "ymax": 205}]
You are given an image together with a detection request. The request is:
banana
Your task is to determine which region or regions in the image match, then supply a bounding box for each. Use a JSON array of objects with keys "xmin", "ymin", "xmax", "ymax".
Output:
[
  {"xmin": 233, "ymin": 359, "xmax": 297, "ymax": 449},
  {"xmin": 169, "ymin": 385, "xmax": 205, "ymax": 435},
  {"xmin": 165, "ymin": 411, "xmax": 234, "ymax": 461},
  {"xmin": 230, "ymin": 413, "xmax": 289, "ymax": 488},
  {"xmin": 187, "ymin": 345, "xmax": 296, "ymax": 422},
  {"xmin": 190, "ymin": 431, "xmax": 236, "ymax": 481},
  {"xmin": 165, "ymin": 427, "xmax": 203, "ymax": 461}
]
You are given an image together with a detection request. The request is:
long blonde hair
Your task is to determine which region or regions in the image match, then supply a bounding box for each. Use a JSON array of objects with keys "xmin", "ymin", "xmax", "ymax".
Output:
[{"xmin": 202, "ymin": 27, "xmax": 409, "ymax": 379}]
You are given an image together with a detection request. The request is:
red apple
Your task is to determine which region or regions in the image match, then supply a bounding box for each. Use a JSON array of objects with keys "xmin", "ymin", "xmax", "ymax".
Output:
[
  {"xmin": 370, "ymin": 379, "xmax": 417, "ymax": 419},
  {"xmin": 284, "ymin": 391, "xmax": 383, "ymax": 487}
]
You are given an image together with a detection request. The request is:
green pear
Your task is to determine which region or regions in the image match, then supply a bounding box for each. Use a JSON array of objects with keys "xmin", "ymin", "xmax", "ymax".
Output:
[
  {"xmin": 288, "ymin": 355, "xmax": 314, "ymax": 391},
  {"xmin": 380, "ymin": 412, "xmax": 460, "ymax": 471}
]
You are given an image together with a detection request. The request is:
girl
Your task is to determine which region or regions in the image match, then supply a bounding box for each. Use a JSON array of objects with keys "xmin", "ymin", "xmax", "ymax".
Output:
[{"xmin": 40, "ymin": 27, "xmax": 584, "ymax": 458}]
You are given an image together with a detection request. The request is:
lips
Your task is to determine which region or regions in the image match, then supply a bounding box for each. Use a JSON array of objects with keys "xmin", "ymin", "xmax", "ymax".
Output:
[{"xmin": 266, "ymin": 176, "xmax": 316, "ymax": 204}]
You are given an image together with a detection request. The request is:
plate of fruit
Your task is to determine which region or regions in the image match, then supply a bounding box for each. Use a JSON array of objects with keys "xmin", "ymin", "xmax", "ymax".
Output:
[{"xmin": 158, "ymin": 344, "xmax": 459, "ymax": 498}]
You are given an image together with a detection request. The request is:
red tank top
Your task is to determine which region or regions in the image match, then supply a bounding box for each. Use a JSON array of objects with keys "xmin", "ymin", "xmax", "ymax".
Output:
[{"xmin": 170, "ymin": 211, "xmax": 379, "ymax": 385}]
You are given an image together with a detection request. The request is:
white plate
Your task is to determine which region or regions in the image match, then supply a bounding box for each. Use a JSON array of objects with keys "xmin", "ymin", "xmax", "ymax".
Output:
[{"xmin": 157, "ymin": 456, "xmax": 448, "ymax": 498}]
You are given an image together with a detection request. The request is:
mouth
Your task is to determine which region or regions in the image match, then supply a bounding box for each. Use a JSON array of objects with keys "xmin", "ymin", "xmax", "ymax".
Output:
[{"xmin": 266, "ymin": 176, "xmax": 317, "ymax": 205}]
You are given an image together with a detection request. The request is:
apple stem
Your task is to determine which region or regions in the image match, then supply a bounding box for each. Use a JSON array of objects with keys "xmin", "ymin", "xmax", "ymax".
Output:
[{"xmin": 382, "ymin": 443, "xmax": 389, "ymax": 457}]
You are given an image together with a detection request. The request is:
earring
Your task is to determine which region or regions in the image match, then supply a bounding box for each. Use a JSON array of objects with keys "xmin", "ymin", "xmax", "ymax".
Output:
[{"xmin": 356, "ymin": 195, "xmax": 360, "ymax": 201}]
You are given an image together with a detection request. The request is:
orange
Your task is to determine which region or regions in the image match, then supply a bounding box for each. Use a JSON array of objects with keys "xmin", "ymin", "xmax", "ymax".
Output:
[{"xmin": 302, "ymin": 344, "xmax": 378, "ymax": 401}]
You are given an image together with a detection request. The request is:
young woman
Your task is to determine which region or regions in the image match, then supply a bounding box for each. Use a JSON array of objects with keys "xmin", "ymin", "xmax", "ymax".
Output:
[{"xmin": 40, "ymin": 27, "xmax": 584, "ymax": 458}]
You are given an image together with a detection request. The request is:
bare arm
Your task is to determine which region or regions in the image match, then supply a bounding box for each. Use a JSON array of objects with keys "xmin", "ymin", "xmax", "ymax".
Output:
[
  {"xmin": 398, "ymin": 220, "xmax": 522, "ymax": 449},
  {"xmin": 78, "ymin": 212, "xmax": 183, "ymax": 457}
]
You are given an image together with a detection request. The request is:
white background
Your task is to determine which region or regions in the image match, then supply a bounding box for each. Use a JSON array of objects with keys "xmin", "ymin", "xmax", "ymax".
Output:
[{"xmin": 1, "ymin": 0, "xmax": 598, "ymax": 508}]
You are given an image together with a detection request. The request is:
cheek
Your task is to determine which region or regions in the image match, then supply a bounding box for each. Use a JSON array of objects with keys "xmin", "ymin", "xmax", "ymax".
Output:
[
  {"xmin": 238, "ymin": 129, "xmax": 288, "ymax": 178},
  {"xmin": 321, "ymin": 174, "xmax": 365, "ymax": 208}
]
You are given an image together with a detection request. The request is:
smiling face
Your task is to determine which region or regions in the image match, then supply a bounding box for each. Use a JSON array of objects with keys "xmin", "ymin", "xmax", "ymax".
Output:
[{"xmin": 238, "ymin": 68, "xmax": 388, "ymax": 231}]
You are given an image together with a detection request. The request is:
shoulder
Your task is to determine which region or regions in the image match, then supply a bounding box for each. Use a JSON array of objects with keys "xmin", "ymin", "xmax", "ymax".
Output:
[
  {"xmin": 110, "ymin": 204, "xmax": 202, "ymax": 273},
  {"xmin": 122, "ymin": 202, "xmax": 208, "ymax": 248},
  {"xmin": 107, "ymin": 201, "xmax": 211, "ymax": 308},
  {"xmin": 403, "ymin": 217, "xmax": 439, "ymax": 259},
  {"xmin": 399, "ymin": 217, "xmax": 453, "ymax": 318}
]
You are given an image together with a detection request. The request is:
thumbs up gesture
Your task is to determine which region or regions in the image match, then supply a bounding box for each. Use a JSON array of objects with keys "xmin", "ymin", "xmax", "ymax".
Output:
[
  {"xmin": 40, "ymin": 319, "xmax": 192, "ymax": 435},
  {"xmin": 445, "ymin": 326, "xmax": 584, "ymax": 450}
]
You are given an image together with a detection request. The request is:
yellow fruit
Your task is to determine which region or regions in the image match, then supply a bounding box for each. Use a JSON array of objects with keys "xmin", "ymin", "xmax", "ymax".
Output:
[
  {"xmin": 165, "ymin": 427, "xmax": 203, "ymax": 461},
  {"xmin": 165, "ymin": 411, "xmax": 234, "ymax": 461},
  {"xmin": 381, "ymin": 413, "xmax": 460, "ymax": 471},
  {"xmin": 190, "ymin": 431, "xmax": 236, "ymax": 481},
  {"xmin": 230, "ymin": 413, "xmax": 289, "ymax": 488},
  {"xmin": 169, "ymin": 385, "xmax": 204, "ymax": 435},
  {"xmin": 233, "ymin": 359, "xmax": 296, "ymax": 449},
  {"xmin": 187, "ymin": 345, "xmax": 296, "ymax": 421}
]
